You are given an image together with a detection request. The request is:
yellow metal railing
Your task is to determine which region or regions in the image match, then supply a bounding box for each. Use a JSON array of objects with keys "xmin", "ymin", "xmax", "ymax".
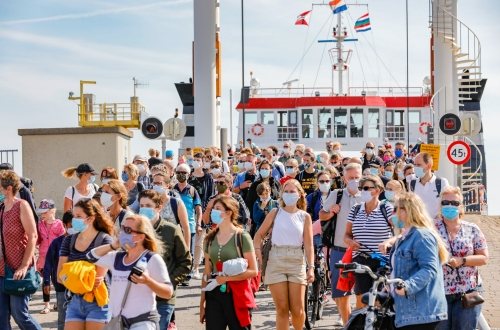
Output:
[{"xmin": 78, "ymin": 102, "xmax": 144, "ymax": 128}]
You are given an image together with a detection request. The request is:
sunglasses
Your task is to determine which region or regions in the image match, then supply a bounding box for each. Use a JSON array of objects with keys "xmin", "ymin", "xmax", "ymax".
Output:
[
  {"xmin": 358, "ymin": 186, "xmax": 376, "ymax": 191},
  {"xmin": 441, "ymin": 200, "xmax": 460, "ymax": 207},
  {"xmin": 318, "ymin": 180, "xmax": 331, "ymax": 184},
  {"xmin": 122, "ymin": 226, "xmax": 144, "ymax": 235}
]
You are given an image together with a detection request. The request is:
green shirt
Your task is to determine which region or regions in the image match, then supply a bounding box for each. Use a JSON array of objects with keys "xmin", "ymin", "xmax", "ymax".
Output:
[{"xmin": 204, "ymin": 231, "xmax": 254, "ymax": 268}]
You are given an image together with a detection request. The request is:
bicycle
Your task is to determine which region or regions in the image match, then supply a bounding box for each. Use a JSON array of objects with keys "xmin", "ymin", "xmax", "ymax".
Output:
[
  {"xmin": 304, "ymin": 241, "xmax": 330, "ymax": 329},
  {"xmin": 334, "ymin": 262, "xmax": 404, "ymax": 330}
]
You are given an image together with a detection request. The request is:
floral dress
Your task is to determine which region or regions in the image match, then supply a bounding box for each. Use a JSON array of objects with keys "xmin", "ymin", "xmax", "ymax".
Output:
[{"xmin": 435, "ymin": 219, "xmax": 487, "ymax": 295}]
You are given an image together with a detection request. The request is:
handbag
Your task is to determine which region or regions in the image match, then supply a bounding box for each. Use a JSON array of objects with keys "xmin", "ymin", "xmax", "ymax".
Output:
[
  {"xmin": 261, "ymin": 208, "xmax": 279, "ymax": 276},
  {"xmin": 443, "ymin": 223, "xmax": 484, "ymax": 309},
  {"xmin": 0, "ymin": 205, "xmax": 41, "ymax": 296}
]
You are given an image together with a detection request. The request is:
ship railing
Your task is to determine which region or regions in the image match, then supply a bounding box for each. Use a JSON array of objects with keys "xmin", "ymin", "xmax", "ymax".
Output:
[
  {"xmin": 0, "ymin": 149, "xmax": 18, "ymax": 169},
  {"xmin": 78, "ymin": 102, "xmax": 145, "ymax": 127},
  {"xmin": 249, "ymin": 86, "xmax": 424, "ymax": 98}
]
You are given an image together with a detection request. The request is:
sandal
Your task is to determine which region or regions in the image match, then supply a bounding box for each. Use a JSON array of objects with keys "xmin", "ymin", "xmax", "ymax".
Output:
[{"xmin": 40, "ymin": 306, "xmax": 51, "ymax": 314}]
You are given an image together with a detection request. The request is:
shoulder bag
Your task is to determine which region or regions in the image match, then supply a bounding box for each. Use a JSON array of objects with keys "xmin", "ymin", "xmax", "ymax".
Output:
[{"xmin": 261, "ymin": 208, "xmax": 280, "ymax": 276}]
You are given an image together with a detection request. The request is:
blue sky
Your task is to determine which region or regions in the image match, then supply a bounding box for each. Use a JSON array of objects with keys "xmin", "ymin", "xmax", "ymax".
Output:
[{"xmin": 1, "ymin": 0, "xmax": 499, "ymax": 214}]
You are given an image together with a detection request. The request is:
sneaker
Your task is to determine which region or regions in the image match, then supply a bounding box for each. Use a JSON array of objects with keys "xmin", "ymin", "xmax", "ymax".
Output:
[
  {"xmin": 191, "ymin": 270, "xmax": 202, "ymax": 280},
  {"xmin": 334, "ymin": 316, "xmax": 343, "ymax": 327},
  {"xmin": 167, "ymin": 321, "xmax": 177, "ymax": 330}
]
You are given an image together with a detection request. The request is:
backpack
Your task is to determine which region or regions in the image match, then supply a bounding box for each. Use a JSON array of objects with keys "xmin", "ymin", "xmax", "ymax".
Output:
[
  {"xmin": 20, "ymin": 177, "xmax": 34, "ymax": 197},
  {"xmin": 273, "ymin": 163, "xmax": 284, "ymax": 178},
  {"xmin": 352, "ymin": 201, "xmax": 393, "ymax": 235},
  {"xmin": 410, "ymin": 177, "xmax": 442, "ymax": 197},
  {"xmin": 321, "ymin": 189, "xmax": 344, "ymax": 248},
  {"xmin": 169, "ymin": 197, "xmax": 180, "ymax": 224}
]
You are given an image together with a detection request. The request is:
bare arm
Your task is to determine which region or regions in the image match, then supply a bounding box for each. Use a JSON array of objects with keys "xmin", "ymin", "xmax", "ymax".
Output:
[
  {"xmin": 303, "ymin": 213, "xmax": 314, "ymax": 268},
  {"xmin": 202, "ymin": 199, "xmax": 215, "ymax": 225},
  {"xmin": 57, "ymin": 256, "xmax": 68, "ymax": 284},
  {"xmin": 15, "ymin": 200, "xmax": 38, "ymax": 280},
  {"xmin": 132, "ymin": 273, "xmax": 173, "ymax": 299},
  {"xmin": 176, "ymin": 202, "xmax": 190, "ymax": 248},
  {"xmin": 253, "ymin": 208, "xmax": 278, "ymax": 266},
  {"xmin": 344, "ymin": 222, "xmax": 360, "ymax": 250},
  {"xmin": 63, "ymin": 197, "xmax": 72, "ymax": 213}
]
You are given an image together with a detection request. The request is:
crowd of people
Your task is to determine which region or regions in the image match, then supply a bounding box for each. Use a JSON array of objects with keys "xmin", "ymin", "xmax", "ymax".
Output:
[{"xmin": 0, "ymin": 139, "xmax": 490, "ymax": 329}]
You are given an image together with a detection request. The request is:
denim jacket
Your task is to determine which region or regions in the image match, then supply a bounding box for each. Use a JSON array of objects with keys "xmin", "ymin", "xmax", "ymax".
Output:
[{"xmin": 391, "ymin": 227, "xmax": 448, "ymax": 327}]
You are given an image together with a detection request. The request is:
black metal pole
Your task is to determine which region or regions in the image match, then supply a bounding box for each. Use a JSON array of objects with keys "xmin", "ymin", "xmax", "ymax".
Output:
[
  {"xmin": 241, "ymin": 0, "xmax": 246, "ymax": 145},
  {"xmin": 406, "ymin": 0, "xmax": 410, "ymax": 147}
]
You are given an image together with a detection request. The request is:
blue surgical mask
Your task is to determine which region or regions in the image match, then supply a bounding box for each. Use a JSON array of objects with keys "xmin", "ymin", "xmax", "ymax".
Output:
[
  {"xmin": 72, "ymin": 218, "xmax": 88, "ymax": 233},
  {"xmin": 211, "ymin": 209, "xmax": 224, "ymax": 224},
  {"xmin": 395, "ymin": 149, "xmax": 403, "ymax": 158},
  {"xmin": 119, "ymin": 231, "xmax": 136, "ymax": 249},
  {"xmin": 441, "ymin": 205, "xmax": 460, "ymax": 220},
  {"xmin": 391, "ymin": 215, "xmax": 405, "ymax": 229},
  {"xmin": 385, "ymin": 191, "xmax": 395, "ymax": 202},
  {"xmin": 139, "ymin": 207, "xmax": 156, "ymax": 221},
  {"xmin": 0, "ymin": 192, "xmax": 5, "ymax": 203},
  {"xmin": 414, "ymin": 166, "xmax": 425, "ymax": 178},
  {"xmin": 282, "ymin": 192, "xmax": 300, "ymax": 206},
  {"xmin": 285, "ymin": 167, "xmax": 295, "ymax": 175},
  {"xmin": 121, "ymin": 172, "xmax": 129, "ymax": 182},
  {"xmin": 369, "ymin": 168, "xmax": 379, "ymax": 176},
  {"xmin": 384, "ymin": 171, "xmax": 393, "ymax": 179},
  {"xmin": 259, "ymin": 169, "xmax": 270, "ymax": 178},
  {"xmin": 153, "ymin": 185, "xmax": 166, "ymax": 195}
]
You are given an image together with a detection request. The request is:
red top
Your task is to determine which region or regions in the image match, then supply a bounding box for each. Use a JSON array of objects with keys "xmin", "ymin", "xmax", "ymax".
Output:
[{"xmin": 0, "ymin": 200, "xmax": 32, "ymax": 276}]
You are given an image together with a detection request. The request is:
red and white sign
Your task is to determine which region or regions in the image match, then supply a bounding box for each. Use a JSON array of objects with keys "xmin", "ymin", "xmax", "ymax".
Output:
[{"xmin": 447, "ymin": 141, "xmax": 471, "ymax": 165}]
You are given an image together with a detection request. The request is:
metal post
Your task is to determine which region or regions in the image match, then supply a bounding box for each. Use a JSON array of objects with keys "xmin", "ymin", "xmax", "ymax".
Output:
[
  {"xmin": 229, "ymin": 89, "xmax": 233, "ymax": 147},
  {"xmin": 221, "ymin": 128, "xmax": 228, "ymax": 162},
  {"xmin": 161, "ymin": 138, "xmax": 167, "ymax": 160},
  {"xmin": 241, "ymin": 0, "xmax": 246, "ymax": 144}
]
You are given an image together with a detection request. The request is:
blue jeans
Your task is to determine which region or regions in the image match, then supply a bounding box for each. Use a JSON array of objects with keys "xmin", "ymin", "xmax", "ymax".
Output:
[
  {"xmin": 436, "ymin": 294, "xmax": 481, "ymax": 330},
  {"xmin": 56, "ymin": 291, "xmax": 67, "ymax": 330},
  {"xmin": 0, "ymin": 277, "xmax": 43, "ymax": 330},
  {"xmin": 157, "ymin": 303, "xmax": 175, "ymax": 329}
]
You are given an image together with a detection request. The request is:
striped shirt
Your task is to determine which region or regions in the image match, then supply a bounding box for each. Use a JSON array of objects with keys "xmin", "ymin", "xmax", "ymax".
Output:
[{"xmin": 348, "ymin": 201, "xmax": 393, "ymax": 257}]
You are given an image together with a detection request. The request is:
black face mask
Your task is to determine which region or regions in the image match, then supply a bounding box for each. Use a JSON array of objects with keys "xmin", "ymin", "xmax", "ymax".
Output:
[{"xmin": 176, "ymin": 173, "xmax": 187, "ymax": 182}]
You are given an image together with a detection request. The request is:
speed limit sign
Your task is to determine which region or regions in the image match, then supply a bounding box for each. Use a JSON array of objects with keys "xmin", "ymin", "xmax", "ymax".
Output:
[{"xmin": 447, "ymin": 141, "xmax": 471, "ymax": 165}]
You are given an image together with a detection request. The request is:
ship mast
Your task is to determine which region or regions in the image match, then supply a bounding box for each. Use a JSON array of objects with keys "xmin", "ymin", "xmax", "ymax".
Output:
[{"xmin": 336, "ymin": 12, "xmax": 344, "ymax": 95}]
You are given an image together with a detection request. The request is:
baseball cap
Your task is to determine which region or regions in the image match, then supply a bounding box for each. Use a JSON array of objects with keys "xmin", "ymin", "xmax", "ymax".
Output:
[
  {"xmin": 133, "ymin": 155, "xmax": 147, "ymax": 163},
  {"xmin": 0, "ymin": 163, "xmax": 13, "ymax": 170},
  {"xmin": 76, "ymin": 163, "xmax": 97, "ymax": 175},
  {"xmin": 165, "ymin": 150, "xmax": 174, "ymax": 158},
  {"xmin": 37, "ymin": 199, "xmax": 55, "ymax": 214}
]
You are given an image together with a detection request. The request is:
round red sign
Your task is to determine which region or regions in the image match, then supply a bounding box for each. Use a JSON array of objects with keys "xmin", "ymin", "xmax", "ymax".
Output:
[{"xmin": 447, "ymin": 141, "xmax": 471, "ymax": 165}]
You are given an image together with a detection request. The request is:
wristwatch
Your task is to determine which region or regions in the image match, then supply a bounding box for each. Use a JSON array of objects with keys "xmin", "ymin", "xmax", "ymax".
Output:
[{"xmin": 462, "ymin": 257, "xmax": 467, "ymax": 266}]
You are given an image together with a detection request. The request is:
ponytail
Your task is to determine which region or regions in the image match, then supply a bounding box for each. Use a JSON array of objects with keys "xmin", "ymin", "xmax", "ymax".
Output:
[{"xmin": 62, "ymin": 167, "xmax": 78, "ymax": 178}]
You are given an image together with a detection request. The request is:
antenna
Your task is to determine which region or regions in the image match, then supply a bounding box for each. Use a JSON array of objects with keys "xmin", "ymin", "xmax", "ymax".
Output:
[
  {"xmin": 132, "ymin": 77, "xmax": 149, "ymax": 97},
  {"xmin": 282, "ymin": 78, "xmax": 299, "ymax": 88}
]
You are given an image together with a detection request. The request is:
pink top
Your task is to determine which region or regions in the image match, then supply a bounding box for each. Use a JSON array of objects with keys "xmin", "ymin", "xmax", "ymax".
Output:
[{"xmin": 36, "ymin": 219, "xmax": 65, "ymax": 271}]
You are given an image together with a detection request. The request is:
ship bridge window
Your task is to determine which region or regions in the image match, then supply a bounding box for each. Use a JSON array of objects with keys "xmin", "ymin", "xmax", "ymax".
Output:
[
  {"xmin": 333, "ymin": 108, "xmax": 347, "ymax": 138},
  {"xmin": 350, "ymin": 108, "xmax": 364, "ymax": 138},
  {"xmin": 317, "ymin": 108, "xmax": 331, "ymax": 138},
  {"xmin": 368, "ymin": 109, "xmax": 380, "ymax": 138},
  {"xmin": 409, "ymin": 111, "xmax": 421, "ymax": 124},
  {"xmin": 302, "ymin": 109, "xmax": 313, "ymax": 138},
  {"xmin": 261, "ymin": 112, "xmax": 275, "ymax": 125},
  {"xmin": 244, "ymin": 112, "xmax": 258, "ymax": 125}
]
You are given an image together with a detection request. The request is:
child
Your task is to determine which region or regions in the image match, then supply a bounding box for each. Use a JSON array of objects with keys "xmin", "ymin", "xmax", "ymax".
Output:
[
  {"xmin": 37, "ymin": 200, "xmax": 65, "ymax": 273},
  {"xmin": 41, "ymin": 211, "xmax": 73, "ymax": 328},
  {"xmin": 251, "ymin": 182, "xmax": 278, "ymax": 238}
]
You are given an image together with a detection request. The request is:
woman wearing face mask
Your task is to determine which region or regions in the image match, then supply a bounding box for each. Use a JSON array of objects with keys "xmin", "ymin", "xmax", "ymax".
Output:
[
  {"xmin": 253, "ymin": 179, "xmax": 314, "ymax": 330},
  {"xmin": 99, "ymin": 167, "xmax": 118, "ymax": 186},
  {"xmin": 250, "ymin": 183, "xmax": 278, "ymax": 238},
  {"xmin": 100, "ymin": 179, "xmax": 134, "ymax": 233},
  {"xmin": 245, "ymin": 160, "xmax": 281, "ymax": 220},
  {"xmin": 383, "ymin": 162, "xmax": 396, "ymax": 181},
  {"xmin": 122, "ymin": 163, "xmax": 145, "ymax": 212},
  {"xmin": 200, "ymin": 196, "xmax": 258, "ymax": 329},
  {"xmin": 389, "ymin": 192, "xmax": 449, "ymax": 329},
  {"xmin": 306, "ymin": 171, "xmax": 333, "ymax": 245},
  {"xmin": 344, "ymin": 175, "xmax": 394, "ymax": 308},
  {"xmin": 62, "ymin": 163, "xmax": 99, "ymax": 212},
  {"xmin": 57, "ymin": 198, "xmax": 114, "ymax": 329},
  {"xmin": 0, "ymin": 170, "xmax": 42, "ymax": 330},
  {"xmin": 87, "ymin": 214, "xmax": 173, "ymax": 330},
  {"xmin": 434, "ymin": 186, "xmax": 489, "ymax": 330}
]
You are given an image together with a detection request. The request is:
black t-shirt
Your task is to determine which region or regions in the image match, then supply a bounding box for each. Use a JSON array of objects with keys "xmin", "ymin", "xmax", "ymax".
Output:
[{"xmin": 298, "ymin": 170, "xmax": 318, "ymax": 195}]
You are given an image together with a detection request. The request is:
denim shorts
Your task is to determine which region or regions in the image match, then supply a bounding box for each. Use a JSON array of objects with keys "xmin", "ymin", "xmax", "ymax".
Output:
[{"xmin": 65, "ymin": 295, "xmax": 110, "ymax": 323}]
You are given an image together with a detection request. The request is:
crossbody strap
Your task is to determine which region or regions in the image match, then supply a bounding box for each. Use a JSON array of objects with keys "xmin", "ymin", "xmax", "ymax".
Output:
[
  {"xmin": 118, "ymin": 249, "xmax": 150, "ymax": 314},
  {"xmin": 0, "ymin": 204, "xmax": 5, "ymax": 264},
  {"xmin": 442, "ymin": 223, "xmax": 478, "ymax": 286}
]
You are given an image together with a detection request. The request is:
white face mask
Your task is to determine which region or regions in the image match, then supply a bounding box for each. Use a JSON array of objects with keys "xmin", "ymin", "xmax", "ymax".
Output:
[
  {"xmin": 360, "ymin": 190, "xmax": 373, "ymax": 203},
  {"xmin": 244, "ymin": 162, "xmax": 253, "ymax": 171},
  {"xmin": 346, "ymin": 179, "xmax": 360, "ymax": 193},
  {"xmin": 210, "ymin": 168, "xmax": 221, "ymax": 176},
  {"xmin": 100, "ymin": 192, "xmax": 114, "ymax": 210},
  {"xmin": 365, "ymin": 148, "xmax": 374, "ymax": 156},
  {"xmin": 282, "ymin": 192, "xmax": 300, "ymax": 206},
  {"xmin": 136, "ymin": 164, "xmax": 146, "ymax": 174},
  {"xmin": 101, "ymin": 178, "xmax": 110, "ymax": 185},
  {"xmin": 319, "ymin": 183, "xmax": 330, "ymax": 193},
  {"xmin": 203, "ymin": 162, "xmax": 211, "ymax": 169},
  {"xmin": 192, "ymin": 161, "xmax": 201, "ymax": 170},
  {"xmin": 237, "ymin": 162, "xmax": 245, "ymax": 170}
]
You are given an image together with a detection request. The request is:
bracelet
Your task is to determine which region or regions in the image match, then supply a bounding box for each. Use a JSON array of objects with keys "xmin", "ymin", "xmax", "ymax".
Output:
[
  {"xmin": 462, "ymin": 257, "xmax": 467, "ymax": 266},
  {"xmin": 109, "ymin": 243, "xmax": 117, "ymax": 251}
]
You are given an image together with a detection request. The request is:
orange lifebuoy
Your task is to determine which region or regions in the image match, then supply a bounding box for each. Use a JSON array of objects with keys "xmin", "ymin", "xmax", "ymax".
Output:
[
  {"xmin": 419, "ymin": 122, "xmax": 432, "ymax": 135},
  {"xmin": 250, "ymin": 123, "xmax": 264, "ymax": 136}
]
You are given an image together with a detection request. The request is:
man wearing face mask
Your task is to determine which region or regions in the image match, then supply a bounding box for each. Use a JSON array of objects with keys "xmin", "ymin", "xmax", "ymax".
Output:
[
  {"xmin": 263, "ymin": 146, "xmax": 285, "ymax": 180},
  {"xmin": 361, "ymin": 142, "xmax": 383, "ymax": 171},
  {"xmin": 188, "ymin": 153, "xmax": 215, "ymax": 211},
  {"xmin": 409, "ymin": 152, "xmax": 449, "ymax": 219},
  {"xmin": 297, "ymin": 152, "xmax": 318, "ymax": 195},
  {"xmin": 278, "ymin": 143, "xmax": 293, "ymax": 164},
  {"xmin": 232, "ymin": 153, "xmax": 257, "ymax": 201},
  {"xmin": 133, "ymin": 155, "xmax": 152, "ymax": 189},
  {"xmin": 394, "ymin": 141, "xmax": 413, "ymax": 164},
  {"xmin": 137, "ymin": 190, "xmax": 191, "ymax": 329},
  {"xmin": 318, "ymin": 163, "xmax": 363, "ymax": 325}
]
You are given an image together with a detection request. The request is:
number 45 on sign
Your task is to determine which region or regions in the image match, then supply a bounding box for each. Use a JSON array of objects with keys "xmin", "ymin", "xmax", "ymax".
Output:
[{"xmin": 447, "ymin": 141, "xmax": 471, "ymax": 165}]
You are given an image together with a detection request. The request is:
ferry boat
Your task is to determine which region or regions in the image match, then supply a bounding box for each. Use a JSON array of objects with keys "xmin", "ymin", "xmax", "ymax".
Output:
[{"xmin": 233, "ymin": 1, "xmax": 487, "ymax": 213}]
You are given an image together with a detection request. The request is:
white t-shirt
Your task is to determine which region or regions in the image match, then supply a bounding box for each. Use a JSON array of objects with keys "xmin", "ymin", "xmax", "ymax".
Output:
[
  {"xmin": 64, "ymin": 184, "xmax": 98, "ymax": 207},
  {"xmin": 271, "ymin": 208, "xmax": 307, "ymax": 246},
  {"xmin": 92, "ymin": 251, "xmax": 171, "ymax": 318},
  {"xmin": 413, "ymin": 175, "xmax": 449, "ymax": 219}
]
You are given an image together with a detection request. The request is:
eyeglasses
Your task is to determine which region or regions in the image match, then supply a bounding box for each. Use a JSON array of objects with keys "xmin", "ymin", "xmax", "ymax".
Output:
[
  {"xmin": 121, "ymin": 226, "xmax": 144, "ymax": 235},
  {"xmin": 441, "ymin": 200, "xmax": 461, "ymax": 206},
  {"xmin": 318, "ymin": 180, "xmax": 331, "ymax": 184},
  {"xmin": 358, "ymin": 186, "xmax": 376, "ymax": 191},
  {"xmin": 176, "ymin": 172, "xmax": 188, "ymax": 175}
]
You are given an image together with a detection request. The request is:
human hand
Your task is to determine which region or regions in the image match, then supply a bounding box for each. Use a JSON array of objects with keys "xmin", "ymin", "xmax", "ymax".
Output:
[
  {"xmin": 347, "ymin": 239, "xmax": 361, "ymax": 251},
  {"xmin": 130, "ymin": 270, "xmax": 151, "ymax": 285},
  {"xmin": 93, "ymin": 276, "xmax": 104, "ymax": 289},
  {"xmin": 395, "ymin": 287, "xmax": 406, "ymax": 296},
  {"xmin": 14, "ymin": 265, "xmax": 28, "ymax": 280},
  {"xmin": 196, "ymin": 225, "xmax": 203, "ymax": 234},
  {"xmin": 241, "ymin": 180, "xmax": 251, "ymax": 189},
  {"xmin": 378, "ymin": 241, "xmax": 392, "ymax": 254},
  {"xmin": 447, "ymin": 257, "xmax": 463, "ymax": 269},
  {"xmin": 215, "ymin": 275, "xmax": 226, "ymax": 285},
  {"xmin": 306, "ymin": 268, "xmax": 315, "ymax": 283},
  {"xmin": 330, "ymin": 204, "xmax": 341, "ymax": 214}
]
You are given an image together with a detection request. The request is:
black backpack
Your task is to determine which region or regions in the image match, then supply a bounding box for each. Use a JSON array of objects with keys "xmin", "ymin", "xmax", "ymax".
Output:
[
  {"xmin": 409, "ymin": 177, "xmax": 442, "ymax": 198},
  {"xmin": 320, "ymin": 189, "xmax": 344, "ymax": 248}
]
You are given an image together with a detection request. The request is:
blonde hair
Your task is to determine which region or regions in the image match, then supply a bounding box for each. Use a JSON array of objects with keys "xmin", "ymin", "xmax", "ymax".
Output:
[
  {"xmin": 123, "ymin": 163, "xmax": 139, "ymax": 180},
  {"xmin": 62, "ymin": 167, "xmax": 80, "ymax": 179},
  {"xmin": 396, "ymin": 192, "xmax": 448, "ymax": 263},
  {"xmin": 123, "ymin": 214, "xmax": 164, "ymax": 255},
  {"xmin": 106, "ymin": 179, "xmax": 128, "ymax": 208},
  {"xmin": 279, "ymin": 179, "xmax": 307, "ymax": 210},
  {"xmin": 440, "ymin": 186, "xmax": 465, "ymax": 218}
]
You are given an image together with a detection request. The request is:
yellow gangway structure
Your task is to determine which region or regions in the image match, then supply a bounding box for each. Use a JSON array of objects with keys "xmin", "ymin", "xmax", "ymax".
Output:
[{"xmin": 68, "ymin": 80, "xmax": 145, "ymax": 128}]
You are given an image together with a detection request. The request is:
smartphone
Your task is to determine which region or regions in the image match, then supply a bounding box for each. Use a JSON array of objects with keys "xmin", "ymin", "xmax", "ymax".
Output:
[{"xmin": 128, "ymin": 266, "xmax": 144, "ymax": 282}]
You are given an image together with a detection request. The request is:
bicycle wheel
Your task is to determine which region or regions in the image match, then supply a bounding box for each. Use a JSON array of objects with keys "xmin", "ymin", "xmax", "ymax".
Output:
[
  {"xmin": 316, "ymin": 271, "xmax": 327, "ymax": 321},
  {"xmin": 304, "ymin": 282, "xmax": 318, "ymax": 329}
]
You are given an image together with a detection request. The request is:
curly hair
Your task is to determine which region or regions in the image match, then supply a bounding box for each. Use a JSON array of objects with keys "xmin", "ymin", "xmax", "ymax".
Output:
[{"xmin": 0, "ymin": 170, "xmax": 21, "ymax": 195}]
